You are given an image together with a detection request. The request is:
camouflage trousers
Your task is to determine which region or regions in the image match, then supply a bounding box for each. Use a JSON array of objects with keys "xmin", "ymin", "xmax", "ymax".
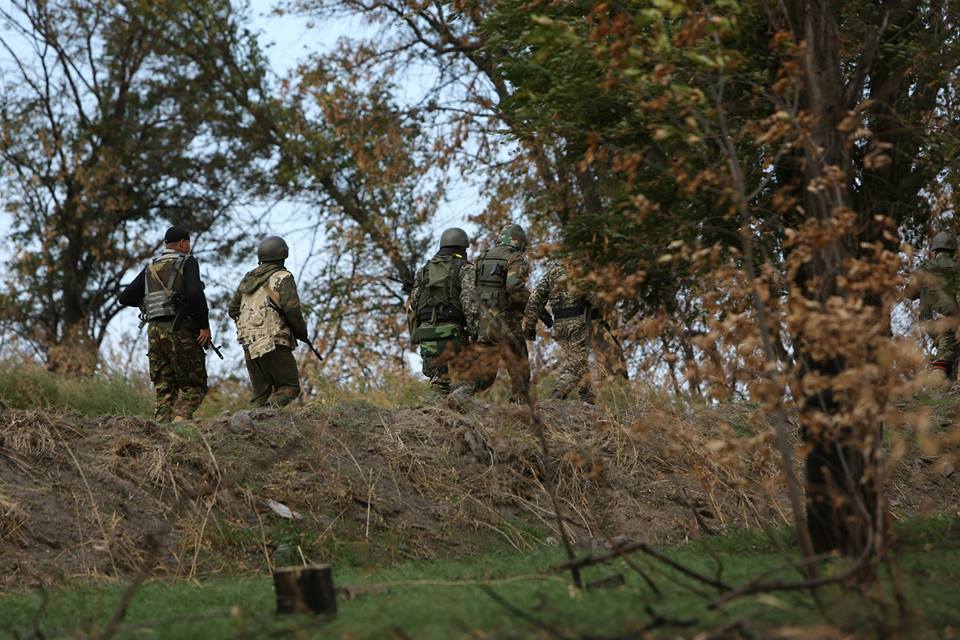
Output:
[
  {"xmin": 465, "ymin": 320, "xmax": 530, "ymax": 403},
  {"xmin": 148, "ymin": 323, "xmax": 207, "ymax": 421},
  {"xmin": 244, "ymin": 345, "xmax": 301, "ymax": 407},
  {"xmin": 417, "ymin": 323, "xmax": 469, "ymax": 395},
  {"xmin": 923, "ymin": 315, "xmax": 959, "ymax": 378},
  {"xmin": 551, "ymin": 317, "xmax": 594, "ymax": 402}
]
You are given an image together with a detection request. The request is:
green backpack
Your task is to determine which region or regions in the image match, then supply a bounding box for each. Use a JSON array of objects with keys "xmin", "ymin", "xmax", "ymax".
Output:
[{"xmin": 412, "ymin": 254, "xmax": 466, "ymax": 343}]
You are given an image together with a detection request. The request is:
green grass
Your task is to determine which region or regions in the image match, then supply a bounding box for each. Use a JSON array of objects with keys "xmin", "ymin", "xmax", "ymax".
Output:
[
  {"xmin": 0, "ymin": 361, "xmax": 153, "ymax": 417},
  {"xmin": 2, "ymin": 517, "xmax": 957, "ymax": 639}
]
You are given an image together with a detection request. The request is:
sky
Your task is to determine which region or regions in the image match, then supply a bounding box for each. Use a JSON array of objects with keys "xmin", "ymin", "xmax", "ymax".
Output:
[{"xmin": 101, "ymin": 1, "xmax": 475, "ymax": 379}]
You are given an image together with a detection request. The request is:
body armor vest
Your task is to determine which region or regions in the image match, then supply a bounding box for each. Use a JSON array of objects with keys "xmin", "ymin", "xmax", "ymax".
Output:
[
  {"xmin": 415, "ymin": 254, "xmax": 466, "ymax": 327},
  {"xmin": 475, "ymin": 245, "xmax": 514, "ymax": 312},
  {"xmin": 237, "ymin": 269, "xmax": 295, "ymax": 359},
  {"xmin": 142, "ymin": 250, "xmax": 188, "ymax": 323}
]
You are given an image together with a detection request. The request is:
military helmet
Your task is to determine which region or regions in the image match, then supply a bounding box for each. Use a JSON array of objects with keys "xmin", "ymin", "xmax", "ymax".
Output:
[
  {"xmin": 931, "ymin": 231, "xmax": 958, "ymax": 253},
  {"xmin": 498, "ymin": 223, "xmax": 527, "ymax": 251},
  {"xmin": 258, "ymin": 236, "xmax": 289, "ymax": 263},
  {"xmin": 439, "ymin": 227, "xmax": 469, "ymax": 249}
]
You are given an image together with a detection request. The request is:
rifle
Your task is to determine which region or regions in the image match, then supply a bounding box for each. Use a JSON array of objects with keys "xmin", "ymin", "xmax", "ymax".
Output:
[
  {"xmin": 267, "ymin": 299, "xmax": 324, "ymax": 362},
  {"xmin": 539, "ymin": 309, "xmax": 554, "ymax": 329}
]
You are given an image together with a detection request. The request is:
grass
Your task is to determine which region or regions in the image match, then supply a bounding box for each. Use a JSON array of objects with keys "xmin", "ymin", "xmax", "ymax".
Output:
[
  {"xmin": 0, "ymin": 360, "xmax": 153, "ymax": 417},
  {"xmin": 1, "ymin": 517, "xmax": 957, "ymax": 639}
]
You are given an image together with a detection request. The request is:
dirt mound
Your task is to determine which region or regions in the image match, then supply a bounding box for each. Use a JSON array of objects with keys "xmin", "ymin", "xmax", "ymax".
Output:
[{"xmin": 0, "ymin": 396, "xmax": 955, "ymax": 589}]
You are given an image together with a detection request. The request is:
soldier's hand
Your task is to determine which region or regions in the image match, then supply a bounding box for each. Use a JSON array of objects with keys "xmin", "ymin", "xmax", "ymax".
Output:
[
  {"xmin": 197, "ymin": 329, "xmax": 212, "ymax": 347},
  {"xmin": 523, "ymin": 321, "xmax": 536, "ymax": 342}
]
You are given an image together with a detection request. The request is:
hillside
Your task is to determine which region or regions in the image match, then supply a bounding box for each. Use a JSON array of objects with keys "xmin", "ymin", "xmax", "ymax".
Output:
[{"xmin": 1, "ymin": 388, "xmax": 956, "ymax": 589}]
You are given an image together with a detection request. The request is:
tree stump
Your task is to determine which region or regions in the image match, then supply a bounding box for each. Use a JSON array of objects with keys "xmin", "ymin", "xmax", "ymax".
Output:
[{"xmin": 272, "ymin": 565, "xmax": 337, "ymax": 615}]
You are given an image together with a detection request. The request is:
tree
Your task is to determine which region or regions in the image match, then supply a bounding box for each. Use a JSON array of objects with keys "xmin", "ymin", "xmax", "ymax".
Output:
[
  {"xmin": 0, "ymin": 0, "xmax": 254, "ymax": 372},
  {"xmin": 517, "ymin": 0, "xmax": 960, "ymax": 561}
]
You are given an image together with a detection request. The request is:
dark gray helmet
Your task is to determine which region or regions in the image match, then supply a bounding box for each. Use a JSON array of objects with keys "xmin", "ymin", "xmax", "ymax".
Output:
[
  {"xmin": 258, "ymin": 236, "xmax": 289, "ymax": 263},
  {"xmin": 931, "ymin": 231, "xmax": 958, "ymax": 253},
  {"xmin": 498, "ymin": 223, "xmax": 527, "ymax": 251},
  {"xmin": 439, "ymin": 227, "xmax": 469, "ymax": 249}
]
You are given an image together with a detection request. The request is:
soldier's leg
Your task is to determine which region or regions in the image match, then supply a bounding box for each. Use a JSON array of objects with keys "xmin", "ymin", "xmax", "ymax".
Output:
[
  {"xmin": 504, "ymin": 327, "xmax": 531, "ymax": 403},
  {"xmin": 551, "ymin": 319, "xmax": 590, "ymax": 401},
  {"xmin": 420, "ymin": 342, "xmax": 451, "ymax": 395},
  {"xmin": 454, "ymin": 342, "xmax": 499, "ymax": 396},
  {"xmin": 264, "ymin": 346, "xmax": 301, "ymax": 407},
  {"xmin": 937, "ymin": 328, "xmax": 959, "ymax": 380},
  {"xmin": 147, "ymin": 325, "xmax": 177, "ymax": 422},
  {"xmin": 245, "ymin": 351, "xmax": 273, "ymax": 407},
  {"xmin": 172, "ymin": 328, "xmax": 208, "ymax": 419}
]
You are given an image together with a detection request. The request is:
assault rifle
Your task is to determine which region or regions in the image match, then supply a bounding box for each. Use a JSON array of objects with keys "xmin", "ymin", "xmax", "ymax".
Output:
[{"xmin": 267, "ymin": 299, "xmax": 324, "ymax": 362}]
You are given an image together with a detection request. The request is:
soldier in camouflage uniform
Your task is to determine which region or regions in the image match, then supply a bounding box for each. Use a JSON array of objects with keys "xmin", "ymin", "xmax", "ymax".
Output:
[
  {"xmin": 909, "ymin": 231, "xmax": 960, "ymax": 379},
  {"xmin": 463, "ymin": 224, "xmax": 532, "ymax": 402},
  {"xmin": 524, "ymin": 259, "xmax": 596, "ymax": 403},
  {"xmin": 407, "ymin": 228, "xmax": 480, "ymax": 395},
  {"xmin": 229, "ymin": 236, "xmax": 310, "ymax": 407},
  {"xmin": 119, "ymin": 226, "xmax": 211, "ymax": 422}
]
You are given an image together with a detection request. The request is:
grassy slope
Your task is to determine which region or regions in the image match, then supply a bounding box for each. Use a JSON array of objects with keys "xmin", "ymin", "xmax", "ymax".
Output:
[{"xmin": 1, "ymin": 516, "xmax": 957, "ymax": 639}]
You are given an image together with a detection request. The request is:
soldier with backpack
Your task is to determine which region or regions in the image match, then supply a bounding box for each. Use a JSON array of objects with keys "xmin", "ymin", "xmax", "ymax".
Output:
[
  {"xmin": 407, "ymin": 228, "xmax": 479, "ymax": 395},
  {"xmin": 229, "ymin": 236, "xmax": 311, "ymax": 407},
  {"xmin": 464, "ymin": 223, "xmax": 532, "ymax": 403},
  {"xmin": 119, "ymin": 226, "xmax": 212, "ymax": 422},
  {"xmin": 909, "ymin": 231, "xmax": 960, "ymax": 379}
]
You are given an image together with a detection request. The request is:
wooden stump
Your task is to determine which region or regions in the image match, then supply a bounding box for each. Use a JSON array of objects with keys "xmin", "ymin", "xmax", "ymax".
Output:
[{"xmin": 273, "ymin": 565, "xmax": 337, "ymax": 615}]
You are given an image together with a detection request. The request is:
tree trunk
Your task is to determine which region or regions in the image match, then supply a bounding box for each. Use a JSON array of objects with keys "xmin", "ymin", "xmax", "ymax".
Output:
[{"xmin": 273, "ymin": 565, "xmax": 337, "ymax": 615}]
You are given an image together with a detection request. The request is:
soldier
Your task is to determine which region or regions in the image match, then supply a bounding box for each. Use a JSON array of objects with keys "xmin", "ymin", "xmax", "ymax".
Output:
[
  {"xmin": 524, "ymin": 258, "xmax": 596, "ymax": 403},
  {"xmin": 119, "ymin": 226, "xmax": 211, "ymax": 422},
  {"xmin": 464, "ymin": 223, "xmax": 532, "ymax": 403},
  {"xmin": 909, "ymin": 231, "xmax": 960, "ymax": 379},
  {"xmin": 407, "ymin": 228, "xmax": 479, "ymax": 395},
  {"xmin": 229, "ymin": 236, "xmax": 310, "ymax": 407}
]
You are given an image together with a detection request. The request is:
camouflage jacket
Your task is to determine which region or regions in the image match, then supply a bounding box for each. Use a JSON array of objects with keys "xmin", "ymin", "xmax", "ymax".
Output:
[
  {"xmin": 912, "ymin": 253, "xmax": 960, "ymax": 320},
  {"xmin": 407, "ymin": 252, "xmax": 479, "ymax": 337},
  {"xmin": 524, "ymin": 260, "xmax": 590, "ymax": 328},
  {"xmin": 229, "ymin": 263, "xmax": 309, "ymax": 343}
]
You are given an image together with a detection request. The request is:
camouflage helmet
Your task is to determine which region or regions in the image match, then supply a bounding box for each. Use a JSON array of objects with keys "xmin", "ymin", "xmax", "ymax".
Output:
[
  {"xmin": 258, "ymin": 236, "xmax": 289, "ymax": 263},
  {"xmin": 497, "ymin": 224, "xmax": 527, "ymax": 251},
  {"xmin": 931, "ymin": 231, "xmax": 958, "ymax": 253},
  {"xmin": 439, "ymin": 227, "xmax": 469, "ymax": 249}
]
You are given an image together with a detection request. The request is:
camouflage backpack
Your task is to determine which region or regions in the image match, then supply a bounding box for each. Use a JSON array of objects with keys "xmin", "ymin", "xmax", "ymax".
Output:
[
  {"xmin": 919, "ymin": 254, "xmax": 960, "ymax": 320},
  {"xmin": 412, "ymin": 254, "xmax": 467, "ymax": 343},
  {"xmin": 142, "ymin": 250, "xmax": 188, "ymax": 323}
]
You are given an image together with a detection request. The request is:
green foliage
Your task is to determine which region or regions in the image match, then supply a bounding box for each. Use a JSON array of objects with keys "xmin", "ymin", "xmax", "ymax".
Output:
[
  {"xmin": 0, "ymin": 0, "xmax": 257, "ymax": 368},
  {"xmin": 0, "ymin": 361, "xmax": 152, "ymax": 417},
  {"xmin": 1, "ymin": 516, "xmax": 957, "ymax": 638}
]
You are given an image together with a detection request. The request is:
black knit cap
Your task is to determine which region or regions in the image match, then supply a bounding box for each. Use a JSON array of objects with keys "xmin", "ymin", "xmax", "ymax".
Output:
[{"xmin": 164, "ymin": 226, "xmax": 190, "ymax": 244}]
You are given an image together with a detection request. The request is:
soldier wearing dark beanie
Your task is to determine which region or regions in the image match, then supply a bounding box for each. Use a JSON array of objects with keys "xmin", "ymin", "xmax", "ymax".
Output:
[
  {"xmin": 164, "ymin": 226, "xmax": 190, "ymax": 244},
  {"xmin": 118, "ymin": 225, "xmax": 211, "ymax": 422}
]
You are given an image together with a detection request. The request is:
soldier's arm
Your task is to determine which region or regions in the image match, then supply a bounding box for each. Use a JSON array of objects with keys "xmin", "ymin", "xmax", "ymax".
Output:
[
  {"xmin": 183, "ymin": 257, "xmax": 211, "ymax": 330},
  {"xmin": 524, "ymin": 264, "xmax": 555, "ymax": 328},
  {"xmin": 407, "ymin": 269, "xmax": 423, "ymax": 332},
  {"xmin": 118, "ymin": 268, "xmax": 146, "ymax": 308},
  {"xmin": 505, "ymin": 254, "xmax": 531, "ymax": 308},
  {"xmin": 276, "ymin": 272, "xmax": 310, "ymax": 343},
  {"xmin": 228, "ymin": 288, "xmax": 242, "ymax": 321},
  {"xmin": 459, "ymin": 263, "xmax": 479, "ymax": 337}
]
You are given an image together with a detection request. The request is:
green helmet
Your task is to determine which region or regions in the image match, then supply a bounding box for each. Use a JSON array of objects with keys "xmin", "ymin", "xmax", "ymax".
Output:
[
  {"xmin": 931, "ymin": 231, "xmax": 958, "ymax": 253},
  {"xmin": 258, "ymin": 236, "xmax": 289, "ymax": 263},
  {"xmin": 439, "ymin": 227, "xmax": 469, "ymax": 249},
  {"xmin": 498, "ymin": 224, "xmax": 527, "ymax": 251}
]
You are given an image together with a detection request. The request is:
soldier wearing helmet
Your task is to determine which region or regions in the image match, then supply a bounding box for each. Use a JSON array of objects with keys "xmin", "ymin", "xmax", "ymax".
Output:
[
  {"xmin": 457, "ymin": 223, "xmax": 532, "ymax": 403},
  {"xmin": 407, "ymin": 227, "xmax": 479, "ymax": 395},
  {"xmin": 119, "ymin": 226, "xmax": 212, "ymax": 421},
  {"xmin": 909, "ymin": 231, "xmax": 960, "ymax": 379},
  {"xmin": 229, "ymin": 236, "xmax": 310, "ymax": 406}
]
